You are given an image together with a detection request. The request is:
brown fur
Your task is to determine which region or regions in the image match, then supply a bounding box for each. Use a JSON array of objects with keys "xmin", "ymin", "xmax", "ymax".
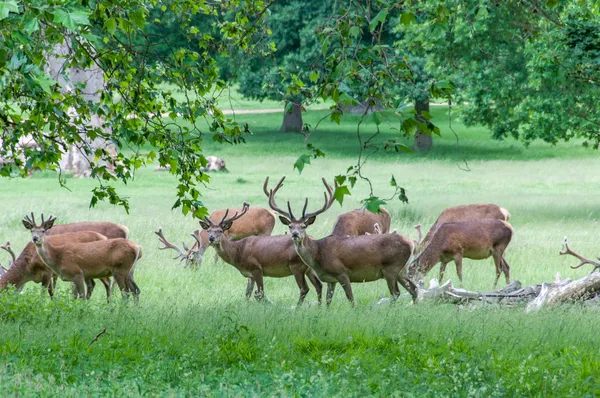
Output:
[
  {"xmin": 331, "ymin": 208, "xmax": 391, "ymax": 236},
  {"xmin": 23, "ymin": 216, "xmax": 141, "ymax": 300},
  {"xmin": 192, "ymin": 207, "xmax": 275, "ymax": 264},
  {"xmin": 410, "ymin": 219, "xmax": 514, "ymax": 287},
  {"xmin": 0, "ymin": 222, "xmax": 128, "ymax": 296},
  {"xmin": 421, "ymin": 204, "xmax": 510, "ymax": 250},
  {"xmin": 200, "ymin": 216, "xmax": 322, "ymax": 305}
]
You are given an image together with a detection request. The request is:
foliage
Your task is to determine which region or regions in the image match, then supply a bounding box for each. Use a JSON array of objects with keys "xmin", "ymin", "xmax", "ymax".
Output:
[
  {"xmin": 0, "ymin": 0, "xmax": 273, "ymax": 216},
  {"xmin": 400, "ymin": 0, "xmax": 600, "ymax": 147}
]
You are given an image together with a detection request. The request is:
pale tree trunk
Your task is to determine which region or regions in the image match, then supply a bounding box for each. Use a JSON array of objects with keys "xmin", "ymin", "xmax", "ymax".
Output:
[
  {"xmin": 280, "ymin": 102, "xmax": 303, "ymax": 133},
  {"xmin": 413, "ymin": 98, "xmax": 432, "ymax": 152}
]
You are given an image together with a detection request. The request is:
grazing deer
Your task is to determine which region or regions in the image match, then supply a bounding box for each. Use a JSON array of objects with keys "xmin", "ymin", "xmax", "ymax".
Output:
[
  {"xmin": 408, "ymin": 219, "xmax": 514, "ymax": 288},
  {"xmin": 157, "ymin": 206, "xmax": 275, "ymax": 267},
  {"xmin": 265, "ymin": 176, "xmax": 418, "ymax": 306},
  {"xmin": 0, "ymin": 221, "xmax": 129, "ymax": 297},
  {"xmin": 197, "ymin": 203, "xmax": 322, "ymax": 305},
  {"xmin": 331, "ymin": 208, "xmax": 391, "ymax": 236},
  {"xmin": 421, "ymin": 204, "xmax": 510, "ymax": 250},
  {"xmin": 22, "ymin": 214, "xmax": 142, "ymax": 301}
]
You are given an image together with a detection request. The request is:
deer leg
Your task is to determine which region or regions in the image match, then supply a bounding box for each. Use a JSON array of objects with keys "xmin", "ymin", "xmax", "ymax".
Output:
[
  {"xmin": 336, "ymin": 274, "xmax": 355, "ymax": 307},
  {"xmin": 438, "ymin": 262, "xmax": 448, "ymax": 283},
  {"xmin": 306, "ymin": 270, "xmax": 323, "ymax": 305},
  {"xmin": 72, "ymin": 273, "xmax": 87, "ymax": 300},
  {"xmin": 41, "ymin": 274, "xmax": 54, "ymax": 297},
  {"xmin": 245, "ymin": 278, "xmax": 255, "ymax": 300},
  {"xmin": 291, "ymin": 269, "xmax": 310, "ymax": 307},
  {"xmin": 113, "ymin": 273, "xmax": 131, "ymax": 301},
  {"xmin": 501, "ymin": 257, "xmax": 511, "ymax": 285},
  {"xmin": 86, "ymin": 279, "xmax": 96, "ymax": 299},
  {"xmin": 382, "ymin": 269, "xmax": 400, "ymax": 300},
  {"xmin": 250, "ymin": 270, "xmax": 266, "ymax": 302},
  {"xmin": 100, "ymin": 278, "xmax": 112, "ymax": 303},
  {"xmin": 326, "ymin": 282, "xmax": 336, "ymax": 306},
  {"xmin": 492, "ymin": 252, "xmax": 504, "ymax": 288},
  {"xmin": 453, "ymin": 255, "xmax": 464, "ymax": 288}
]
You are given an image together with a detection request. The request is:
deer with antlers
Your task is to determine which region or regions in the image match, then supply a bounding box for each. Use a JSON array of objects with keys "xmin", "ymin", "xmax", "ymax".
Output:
[
  {"xmin": 196, "ymin": 203, "xmax": 322, "ymax": 305},
  {"xmin": 155, "ymin": 206, "xmax": 276, "ymax": 268},
  {"xmin": 408, "ymin": 219, "xmax": 514, "ymax": 288},
  {"xmin": 22, "ymin": 214, "xmax": 142, "ymax": 300},
  {"xmin": 0, "ymin": 221, "xmax": 129, "ymax": 297},
  {"xmin": 265, "ymin": 176, "xmax": 418, "ymax": 305}
]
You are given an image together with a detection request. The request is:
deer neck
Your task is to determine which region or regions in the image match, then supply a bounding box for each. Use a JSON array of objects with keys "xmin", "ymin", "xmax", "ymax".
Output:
[
  {"xmin": 214, "ymin": 236, "xmax": 239, "ymax": 265},
  {"xmin": 34, "ymin": 237, "xmax": 61, "ymax": 275},
  {"xmin": 417, "ymin": 244, "xmax": 439, "ymax": 275},
  {"xmin": 293, "ymin": 236, "xmax": 321, "ymax": 271}
]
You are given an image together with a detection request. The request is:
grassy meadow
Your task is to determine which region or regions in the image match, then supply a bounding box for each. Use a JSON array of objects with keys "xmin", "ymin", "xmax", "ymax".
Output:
[{"xmin": 1, "ymin": 106, "xmax": 600, "ymax": 396}]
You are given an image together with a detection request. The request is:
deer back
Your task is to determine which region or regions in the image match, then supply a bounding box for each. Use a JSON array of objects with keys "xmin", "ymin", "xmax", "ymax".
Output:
[
  {"xmin": 331, "ymin": 208, "xmax": 391, "ymax": 236},
  {"xmin": 48, "ymin": 221, "xmax": 129, "ymax": 239},
  {"xmin": 421, "ymin": 204, "xmax": 510, "ymax": 248},
  {"xmin": 218, "ymin": 234, "xmax": 298, "ymax": 269}
]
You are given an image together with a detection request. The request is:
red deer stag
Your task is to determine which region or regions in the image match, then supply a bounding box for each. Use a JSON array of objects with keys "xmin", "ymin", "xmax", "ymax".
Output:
[
  {"xmin": 0, "ymin": 221, "xmax": 128, "ymax": 297},
  {"xmin": 265, "ymin": 176, "xmax": 418, "ymax": 306},
  {"xmin": 156, "ymin": 206, "xmax": 275, "ymax": 268},
  {"xmin": 408, "ymin": 219, "xmax": 514, "ymax": 288},
  {"xmin": 196, "ymin": 203, "xmax": 322, "ymax": 305},
  {"xmin": 22, "ymin": 214, "xmax": 142, "ymax": 301}
]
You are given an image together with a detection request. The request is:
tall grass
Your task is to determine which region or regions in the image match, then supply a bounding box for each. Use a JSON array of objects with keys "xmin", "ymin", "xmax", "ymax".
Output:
[{"xmin": 0, "ymin": 107, "xmax": 599, "ymax": 396}]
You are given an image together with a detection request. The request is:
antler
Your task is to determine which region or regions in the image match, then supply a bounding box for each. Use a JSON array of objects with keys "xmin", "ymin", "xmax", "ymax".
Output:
[
  {"xmin": 264, "ymin": 176, "xmax": 293, "ymax": 219},
  {"xmin": 155, "ymin": 228, "xmax": 191, "ymax": 262},
  {"xmin": 0, "ymin": 241, "xmax": 16, "ymax": 265},
  {"xmin": 414, "ymin": 224, "xmax": 422, "ymax": 247},
  {"xmin": 559, "ymin": 236, "xmax": 600, "ymax": 273},
  {"xmin": 215, "ymin": 202, "xmax": 251, "ymax": 227},
  {"xmin": 24, "ymin": 212, "xmax": 36, "ymax": 227},
  {"xmin": 302, "ymin": 178, "xmax": 336, "ymax": 220}
]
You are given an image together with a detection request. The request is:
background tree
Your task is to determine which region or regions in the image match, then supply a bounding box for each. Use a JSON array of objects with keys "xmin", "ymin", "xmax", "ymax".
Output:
[{"xmin": 400, "ymin": 0, "xmax": 600, "ymax": 148}]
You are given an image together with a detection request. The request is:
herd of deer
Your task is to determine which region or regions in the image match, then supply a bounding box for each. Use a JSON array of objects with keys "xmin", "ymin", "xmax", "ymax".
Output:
[{"xmin": 0, "ymin": 176, "xmax": 522, "ymax": 305}]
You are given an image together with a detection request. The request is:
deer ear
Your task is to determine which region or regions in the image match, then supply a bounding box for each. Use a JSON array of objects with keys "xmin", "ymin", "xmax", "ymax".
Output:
[
  {"xmin": 43, "ymin": 218, "xmax": 56, "ymax": 231},
  {"xmin": 221, "ymin": 221, "xmax": 233, "ymax": 231},
  {"xmin": 199, "ymin": 221, "xmax": 210, "ymax": 230},
  {"xmin": 305, "ymin": 216, "xmax": 317, "ymax": 227},
  {"xmin": 279, "ymin": 216, "xmax": 291, "ymax": 226},
  {"xmin": 22, "ymin": 220, "xmax": 33, "ymax": 230}
]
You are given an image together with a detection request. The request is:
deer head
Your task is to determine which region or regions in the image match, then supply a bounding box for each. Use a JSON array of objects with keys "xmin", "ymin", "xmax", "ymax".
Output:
[
  {"xmin": 264, "ymin": 176, "xmax": 336, "ymax": 242},
  {"xmin": 22, "ymin": 213, "xmax": 56, "ymax": 246},
  {"xmin": 198, "ymin": 203, "xmax": 250, "ymax": 245}
]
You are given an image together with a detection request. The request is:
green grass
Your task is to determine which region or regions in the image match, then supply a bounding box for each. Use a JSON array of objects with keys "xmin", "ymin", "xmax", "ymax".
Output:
[{"xmin": 1, "ymin": 106, "xmax": 600, "ymax": 396}]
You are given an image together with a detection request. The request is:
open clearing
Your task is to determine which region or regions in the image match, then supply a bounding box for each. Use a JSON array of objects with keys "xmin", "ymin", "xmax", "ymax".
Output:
[{"xmin": 1, "ymin": 107, "xmax": 600, "ymax": 396}]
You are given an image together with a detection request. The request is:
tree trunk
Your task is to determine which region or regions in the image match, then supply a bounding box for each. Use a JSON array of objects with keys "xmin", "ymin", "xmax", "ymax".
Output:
[
  {"xmin": 280, "ymin": 102, "xmax": 303, "ymax": 133},
  {"xmin": 413, "ymin": 98, "xmax": 432, "ymax": 152}
]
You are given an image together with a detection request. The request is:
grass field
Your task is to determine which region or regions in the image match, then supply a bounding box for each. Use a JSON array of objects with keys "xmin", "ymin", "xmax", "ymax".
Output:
[{"xmin": 1, "ymin": 106, "xmax": 600, "ymax": 396}]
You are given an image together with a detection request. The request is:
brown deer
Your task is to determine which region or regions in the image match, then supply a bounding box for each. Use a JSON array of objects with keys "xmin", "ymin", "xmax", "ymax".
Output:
[
  {"xmin": 157, "ymin": 206, "xmax": 275, "ymax": 267},
  {"xmin": 197, "ymin": 203, "xmax": 322, "ymax": 305},
  {"xmin": 265, "ymin": 176, "xmax": 418, "ymax": 306},
  {"xmin": 22, "ymin": 214, "xmax": 142, "ymax": 301},
  {"xmin": 331, "ymin": 208, "xmax": 391, "ymax": 236},
  {"xmin": 0, "ymin": 221, "xmax": 129, "ymax": 297},
  {"xmin": 408, "ymin": 219, "xmax": 514, "ymax": 288},
  {"xmin": 421, "ymin": 204, "xmax": 510, "ymax": 250}
]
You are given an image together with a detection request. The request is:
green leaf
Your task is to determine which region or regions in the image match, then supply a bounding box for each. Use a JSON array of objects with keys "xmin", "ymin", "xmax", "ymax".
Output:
[
  {"xmin": 363, "ymin": 196, "xmax": 386, "ymax": 214},
  {"xmin": 400, "ymin": 12, "xmax": 416, "ymax": 26},
  {"xmin": 23, "ymin": 14, "xmax": 40, "ymax": 33},
  {"xmin": 31, "ymin": 73, "xmax": 57, "ymax": 94},
  {"xmin": 390, "ymin": 175, "xmax": 397, "ymax": 187},
  {"xmin": 293, "ymin": 154, "xmax": 311, "ymax": 174},
  {"xmin": 369, "ymin": 9, "xmax": 388, "ymax": 32},
  {"xmin": 105, "ymin": 18, "xmax": 117, "ymax": 35},
  {"xmin": 53, "ymin": 9, "xmax": 90, "ymax": 31},
  {"xmin": 321, "ymin": 38, "xmax": 331, "ymax": 57},
  {"xmin": 309, "ymin": 71, "xmax": 319, "ymax": 83},
  {"xmin": 334, "ymin": 185, "xmax": 351, "ymax": 205},
  {"xmin": 131, "ymin": 8, "xmax": 146, "ymax": 29},
  {"xmin": 349, "ymin": 26, "xmax": 361, "ymax": 38},
  {"xmin": 0, "ymin": 1, "xmax": 18, "ymax": 21}
]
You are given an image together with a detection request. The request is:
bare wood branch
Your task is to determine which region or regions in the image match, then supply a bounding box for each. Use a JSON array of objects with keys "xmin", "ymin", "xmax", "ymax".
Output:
[{"xmin": 88, "ymin": 328, "xmax": 106, "ymax": 346}]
